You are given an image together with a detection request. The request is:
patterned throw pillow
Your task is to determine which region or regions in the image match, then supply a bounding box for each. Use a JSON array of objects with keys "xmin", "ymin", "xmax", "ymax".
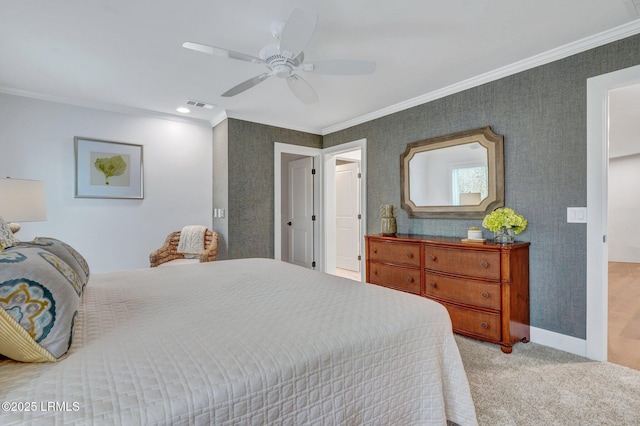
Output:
[
  {"xmin": 0, "ymin": 246, "xmax": 81, "ymax": 362},
  {"xmin": 0, "ymin": 216, "xmax": 18, "ymax": 250},
  {"xmin": 17, "ymin": 237, "xmax": 90, "ymax": 294}
]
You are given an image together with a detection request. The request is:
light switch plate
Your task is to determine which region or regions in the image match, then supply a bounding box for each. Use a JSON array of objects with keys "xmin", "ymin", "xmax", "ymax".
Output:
[{"xmin": 567, "ymin": 207, "xmax": 587, "ymax": 223}]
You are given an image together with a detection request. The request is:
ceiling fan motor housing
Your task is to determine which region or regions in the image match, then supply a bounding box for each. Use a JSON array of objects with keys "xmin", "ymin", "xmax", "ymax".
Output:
[{"xmin": 260, "ymin": 43, "xmax": 297, "ymax": 78}]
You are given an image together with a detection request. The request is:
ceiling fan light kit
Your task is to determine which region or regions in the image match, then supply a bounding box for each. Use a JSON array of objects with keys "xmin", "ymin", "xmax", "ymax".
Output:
[{"xmin": 183, "ymin": 8, "xmax": 375, "ymax": 104}]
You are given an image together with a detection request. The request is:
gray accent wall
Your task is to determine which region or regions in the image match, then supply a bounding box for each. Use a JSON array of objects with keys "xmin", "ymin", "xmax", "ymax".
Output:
[
  {"xmin": 214, "ymin": 35, "xmax": 640, "ymax": 340},
  {"xmin": 323, "ymin": 34, "xmax": 640, "ymax": 339},
  {"xmin": 224, "ymin": 119, "xmax": 322, "ymax": 260}
]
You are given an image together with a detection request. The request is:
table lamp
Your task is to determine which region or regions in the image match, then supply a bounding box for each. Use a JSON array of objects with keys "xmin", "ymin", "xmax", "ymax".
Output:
[{"xmin": 0, "ymin": 177, "xmax": 47, "ymax": 233}]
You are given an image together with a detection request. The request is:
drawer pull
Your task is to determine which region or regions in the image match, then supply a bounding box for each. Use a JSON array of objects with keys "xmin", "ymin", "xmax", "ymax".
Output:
[
  {"xmin": 373, "ymin": 248, "xmax": 378, "ymax": 253},
  {"xmin": 429, "ymin": 282, "xmax": 436, "ymax": 288},
  {"xmin": 480, "ymin": 261, "xmax": 488, "ymax": 268},
  {"xmin": 406, "ymin": 252, "xmax": 414, "ymax": 258},
  {"xmin": 406, "ymin": 276, "xmax": 414, "ymax": 283},
  {"xmin": 373, "ymin": 270, "xmax": 378, "ymax": 275},
  {"xmin": 481, "ymin": 292, "xmax": 489, "ymax": 298},
  {"xmin": 429, "ymin": 255, "xmax": 437, "ymax": 261},
  {"xmin": 481, "ymin": 322, "xmax": 488, "ymax": 329}
]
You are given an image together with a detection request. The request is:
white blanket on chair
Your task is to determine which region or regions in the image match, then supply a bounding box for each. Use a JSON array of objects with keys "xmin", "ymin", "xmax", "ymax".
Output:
[{"xmin": 177, "ymin": 225, "xmax": 207, "ymax": 255}]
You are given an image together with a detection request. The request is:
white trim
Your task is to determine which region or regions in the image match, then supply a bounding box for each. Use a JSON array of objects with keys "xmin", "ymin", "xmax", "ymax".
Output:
[
  {"xmin": 274, "ymin": 143, "xmax": 323, "ymax": 269},
  {"xmin": 226, "ymin": 110, "xmax": 321, "ymax": 135},
  {"xmin": 0, "ymin": 86, "xmax": 213, "ymax": 127},
  {"xmin": 586, "ymin": 64, "xmax": 640, "ymax": 361},
  {"xmin": 322, "ymin": 139, "xmax": 367, "ymax": 282},
  {"xmin": 530, "ymin": 327, "xmax": 587, "ymax": 358},
  {"xmin": 321, "ymin": 20, "xmax": 640, "ymax": 135},
  {"xmin": 5, "ymin": 21, "xmax": 640, "ymax": 136},
  {"xmin": 209, "ymin": 110, "xmax": 228, "ymax": 128}
]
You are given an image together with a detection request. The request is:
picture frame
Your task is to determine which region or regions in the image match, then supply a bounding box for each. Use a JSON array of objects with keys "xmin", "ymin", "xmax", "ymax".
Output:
[{"xmin": 74, "ymin": 137, "xmax": 144, "ymax": 199}]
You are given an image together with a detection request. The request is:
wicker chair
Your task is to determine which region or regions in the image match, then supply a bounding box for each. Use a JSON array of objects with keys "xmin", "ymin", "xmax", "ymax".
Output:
[{"xmin": 149, "ymin": 229, "xmax": 219, "ymax": 267}]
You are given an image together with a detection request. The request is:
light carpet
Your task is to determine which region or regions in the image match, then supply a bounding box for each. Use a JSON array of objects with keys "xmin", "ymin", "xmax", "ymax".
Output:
[{"xmin": 455, "ymin": 335, "xmax": 640, "ymax": 425}]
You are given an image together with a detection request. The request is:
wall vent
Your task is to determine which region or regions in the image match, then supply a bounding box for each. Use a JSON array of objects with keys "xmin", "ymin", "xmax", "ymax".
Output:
[{"xmin": 186, "ymin": 100, "xmax": 215, "ymax": 109}]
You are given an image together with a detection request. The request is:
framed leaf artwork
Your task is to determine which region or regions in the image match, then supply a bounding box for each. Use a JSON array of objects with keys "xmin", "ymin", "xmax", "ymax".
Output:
[{"xmin": 74, "ymin": 137, "xmax": 144, "ymax": 199}]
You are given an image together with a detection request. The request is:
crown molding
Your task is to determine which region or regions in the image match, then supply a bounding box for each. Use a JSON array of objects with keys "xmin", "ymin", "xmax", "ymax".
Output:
[
  {"xmin": 321, "ymin": 19, "xmax": 640, "ymax": 135},
  {"xmin": 0, "ymin": 86, "xmax": 213, "ymax": 127},
  {"xmin": 209, "ymin": 110, "xmax": 229, "ymax": 128},
  {"xmin": 223, "ymin": 110, "xmax": 322, "ymax": 135}
]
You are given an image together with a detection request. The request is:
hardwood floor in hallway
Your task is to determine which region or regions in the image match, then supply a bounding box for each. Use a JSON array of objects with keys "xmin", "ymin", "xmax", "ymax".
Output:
[{"xmin": 608, "ymin": 262, "xmax": 640, "ymax": 370}]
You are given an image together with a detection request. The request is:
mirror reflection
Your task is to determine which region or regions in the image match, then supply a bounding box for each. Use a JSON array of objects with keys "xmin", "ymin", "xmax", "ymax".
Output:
[
  {"xmin": 408, "ymin": 142, "xmax": 488, "ymax": 206},
  {"xmin": 400, "ymin": 126, "xmax": 504, "ymax": 219}
]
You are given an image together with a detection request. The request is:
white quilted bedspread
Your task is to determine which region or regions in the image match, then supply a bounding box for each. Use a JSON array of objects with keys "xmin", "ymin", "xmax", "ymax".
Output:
[{"xmin": 0, "ymin": 258, "xmax": 477, "ymax": 425}]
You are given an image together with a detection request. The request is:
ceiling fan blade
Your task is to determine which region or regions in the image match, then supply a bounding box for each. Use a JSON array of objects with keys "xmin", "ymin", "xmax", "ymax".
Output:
[
  {"xmin": 286, "ymin": 74, "xmax": 319, "ymax": 104},
  {"xmin": 279, "ymin": 8, "xmax": 317, "ymax": 59},
  {"xmin": 306, "ymin": 59, "xmax": 376, "ymax": 75},
  {"xmin": 183, "ymin": 41, "xmax": 263, "ymax": 64},
  {"xmin": 222, "ymin": 73, "xmax": 272, "ymax": 97}
]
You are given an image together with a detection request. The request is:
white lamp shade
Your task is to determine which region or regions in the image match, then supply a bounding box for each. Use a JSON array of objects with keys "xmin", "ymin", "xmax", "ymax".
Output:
[{"xmin": 0, "ymin": 178, "xmax": 47, "ymax": 222}]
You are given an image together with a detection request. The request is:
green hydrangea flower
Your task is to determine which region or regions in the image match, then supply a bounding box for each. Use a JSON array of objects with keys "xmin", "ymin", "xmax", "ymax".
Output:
[{"xmin": 482, "ymin": 207, "xmax": 528, "ymax": 234}]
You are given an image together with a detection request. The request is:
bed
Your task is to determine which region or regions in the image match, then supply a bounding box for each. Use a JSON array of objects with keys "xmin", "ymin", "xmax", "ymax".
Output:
[{"xmin": 0, "ymin": 257, "xmax": 477, "ymax": 425}]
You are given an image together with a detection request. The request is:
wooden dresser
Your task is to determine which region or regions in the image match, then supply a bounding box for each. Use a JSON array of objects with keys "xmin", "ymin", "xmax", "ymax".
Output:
[{"xmin": 365, "ymin": 234, "xmax": 530, "ymax": 353}]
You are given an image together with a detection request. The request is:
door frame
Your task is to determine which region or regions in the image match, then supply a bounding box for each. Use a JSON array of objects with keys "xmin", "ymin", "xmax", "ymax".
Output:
[
  {"xmin": 586, "ymin": 64, "xmax": 640, "ymax": 361},
  {"xmin": 274, "ymin": 139, "xmax": 367, "ymax": 278},
  {"xmin": 274, "ymin": 142, "xmax": 323, "ymax": 269},
  {"xmin": 323, "ymin": 139, "xmax": 367, "ymax": 281},
  {"xmin": 335, "ymin": 160, "xmax": 362, "ymax": 272}
]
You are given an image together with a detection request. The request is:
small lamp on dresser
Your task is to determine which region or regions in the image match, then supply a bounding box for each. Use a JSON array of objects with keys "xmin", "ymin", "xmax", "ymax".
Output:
[{"xmin": 0, "ymin": 177, "xmax": 47, "ymax": 233}]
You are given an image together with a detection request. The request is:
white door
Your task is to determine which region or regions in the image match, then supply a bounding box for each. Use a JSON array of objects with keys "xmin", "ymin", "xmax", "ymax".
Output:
[
  {"xmin": 335, "ymin": 162, "xmax": 360, "ymax": 271},
  {"xmin": 288, "ymin": 157, "xmax": 314, "ymax": 268}
]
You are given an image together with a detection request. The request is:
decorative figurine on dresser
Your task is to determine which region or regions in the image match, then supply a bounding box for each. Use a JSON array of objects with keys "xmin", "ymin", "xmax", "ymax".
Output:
[{"xmin": 365, "ymin": 234, "xmax": 530, "ymax": 353}]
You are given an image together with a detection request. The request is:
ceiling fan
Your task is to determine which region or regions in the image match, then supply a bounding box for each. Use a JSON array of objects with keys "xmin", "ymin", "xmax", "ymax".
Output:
[{"xmin": 183, "ymin": 8, "xmax": 376, "ymax": 104}]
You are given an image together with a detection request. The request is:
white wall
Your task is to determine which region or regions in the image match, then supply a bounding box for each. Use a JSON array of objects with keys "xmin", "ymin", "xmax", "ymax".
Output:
[
  {"xmin": 0, "ymin": 94, "xmax": 212, "ymax": 272},
  {"xmin": 608, "ymin": 154, "xmax": 640, "ymax": 263}
]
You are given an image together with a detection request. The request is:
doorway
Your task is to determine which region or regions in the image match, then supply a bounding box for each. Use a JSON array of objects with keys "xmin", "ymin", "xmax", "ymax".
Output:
[
  {"xmin": 287, "ymin": 156, "xmax": 315, "ymax": 268},
  {"xmin": 323, "ymin": 139, "xmax": 367, "ymax": 281},
  {"xmin": 335, "ymin": 154, "xmax": 361, "ymax": 280},
  {"xmin": 274, "ymin": 140, "xmax": 367, "ymax": 278},
  {"xmin": 274, "ymin": 143, "xmax": 322, "ymax": 269},
  {"xmin": 606, "ymin": 85, "xmax": 640, "ymax": 370},
  {"xmin": 586, "ymin": 64, "xmax": 640, "ymax": 361}
]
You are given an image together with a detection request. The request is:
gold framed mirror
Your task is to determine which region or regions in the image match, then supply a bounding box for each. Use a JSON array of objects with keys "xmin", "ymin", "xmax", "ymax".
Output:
[{"xmin": 400, "ymin": 126, "xmax": 504, "ymax": 219}]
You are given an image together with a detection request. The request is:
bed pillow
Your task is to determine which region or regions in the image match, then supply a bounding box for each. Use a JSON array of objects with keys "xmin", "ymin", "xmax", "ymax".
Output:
[
  {"xmin": 0, "ymin": 216, "xmax": 18, "ymax": 250},
  {"xmin": 0, "ymin": 246, "xmax": 81, "ymax": 362},
  {"xmin": 17, "ymin": 237, "xmax": 90, "ymax": 293}
]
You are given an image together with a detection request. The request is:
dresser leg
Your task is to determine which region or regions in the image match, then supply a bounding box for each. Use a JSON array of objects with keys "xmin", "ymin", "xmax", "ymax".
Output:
[{"xmin": 500, "ymin": 344, "xmax": 513, "ymax": 354}]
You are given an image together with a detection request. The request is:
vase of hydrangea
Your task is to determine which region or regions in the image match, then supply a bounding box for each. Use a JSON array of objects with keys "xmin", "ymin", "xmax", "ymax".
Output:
[{"xmin": 482, "ymin": 207, "xmax": 527, "ymax": 245}]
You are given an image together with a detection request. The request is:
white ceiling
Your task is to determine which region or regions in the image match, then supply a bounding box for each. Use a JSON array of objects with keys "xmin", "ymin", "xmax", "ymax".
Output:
[{"xmin": 1, "ymin": 1, "xmax": 639, "ymax": 135}]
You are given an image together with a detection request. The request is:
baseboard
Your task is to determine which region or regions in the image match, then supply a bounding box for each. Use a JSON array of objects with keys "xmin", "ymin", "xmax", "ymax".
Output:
[{"xmin": 530, "ymin": 326, "xmax": 588, "ymax": 358}]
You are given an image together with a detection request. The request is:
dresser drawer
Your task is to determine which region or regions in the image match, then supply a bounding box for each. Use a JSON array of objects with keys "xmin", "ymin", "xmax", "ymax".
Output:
[
  {"xmin": 424, "ymin": 272, "xmax": 501, "ymax": 311},
  {"xmin": 368, "ymin": 263, "xmax": 421, "ymax": 294},
  {"xmin": 424, "ymin": 245, "xmax": 500, "ymax": 280},
  {"xmin": 439, "ymin": 301, "xmax": 501, "ymax": 341},
  {"xmin": 368, "ymin": 240, "xmax": 421, "ymax": 267}
]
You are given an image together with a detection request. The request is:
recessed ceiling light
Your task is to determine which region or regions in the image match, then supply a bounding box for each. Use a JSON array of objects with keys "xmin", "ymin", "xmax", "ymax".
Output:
[{"xmin": 176, "ymin": 107, "xmax": 190, "ymax": 113}]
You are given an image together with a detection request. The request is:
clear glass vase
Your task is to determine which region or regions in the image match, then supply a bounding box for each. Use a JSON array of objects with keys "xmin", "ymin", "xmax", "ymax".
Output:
[{"xmin": 494, "ymin": 228, "xmax": 514, "ymax": 245}]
